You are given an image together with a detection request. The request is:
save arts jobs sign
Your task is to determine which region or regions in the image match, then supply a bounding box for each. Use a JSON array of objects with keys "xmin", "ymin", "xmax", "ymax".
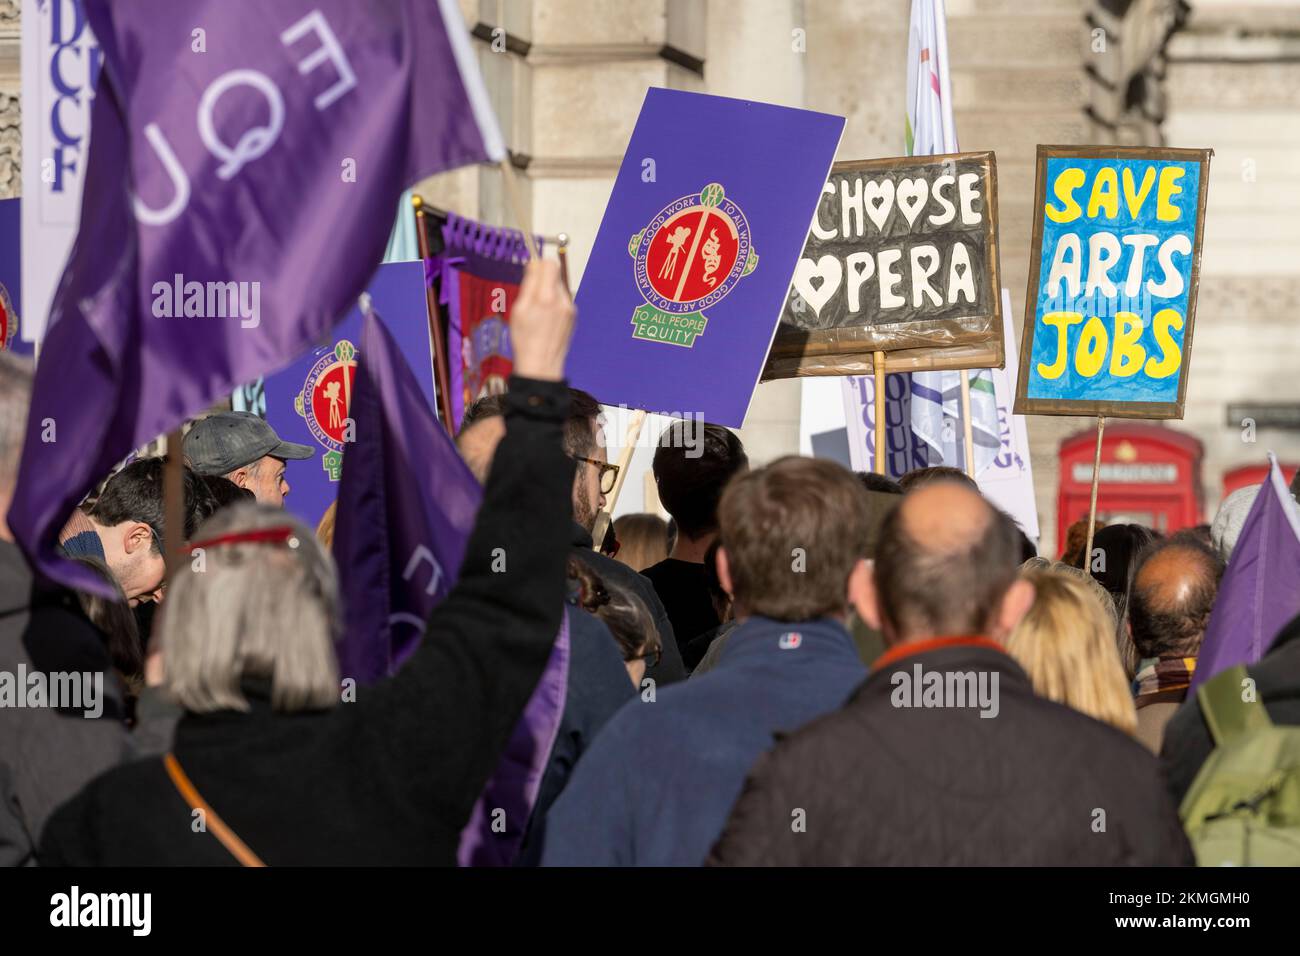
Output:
[
  {"xmin": 1014, "ymin": 146, "xmax": 1211, "ymax": 419},
  {"xmin": 766, "ymin": 151, "xmax": 1003, "ymax": 377}
]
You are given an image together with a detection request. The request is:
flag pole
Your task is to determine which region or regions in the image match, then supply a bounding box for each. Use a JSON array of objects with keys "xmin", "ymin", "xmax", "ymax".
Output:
[
  {"xmin": 499, "ymin": 157, "xmax": 539, "ymax": 261},
  {"xmin": 592, "ymin": 409, "xmax": 646, "ymax": 553},
  {"xmin": 873, "ymin": 351, "xmax": 887, "ymax": 475},
  {"xmin": 556, "ymin": 233, "xmax": 572, "ymax": 295},
  {"xmin": 164, "ymin": 428, "xmax": 185, "ymax": 582},
  {"xmin": 1084, "ymin": 415, "xmax": 1106, "ymax": 571},
  {"xmin": 959, "ymin": 369, "xmax": 975, "ymax": 478},
  {"xmin": 412, "ymin": 195, "xmax": 458, "ymax": 434},
  {"xmin": 607, "ymin": 410, "xmax": 645, "ymax": 508}
]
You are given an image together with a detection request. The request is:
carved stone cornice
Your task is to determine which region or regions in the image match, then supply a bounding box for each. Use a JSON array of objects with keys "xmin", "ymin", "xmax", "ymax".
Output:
[
  {"xmin": 0, "ymin": 89, "xmax": 16, "ymax": 198},
  {"xmin": 1085, "ymin": 0, "xmax": 1190, "ymax": 145}
]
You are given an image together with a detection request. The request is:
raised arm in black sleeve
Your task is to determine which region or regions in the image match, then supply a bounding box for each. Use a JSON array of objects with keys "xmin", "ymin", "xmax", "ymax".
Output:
[{"xmin": 363, "ymin": 375, "xmax": 574, "ymax": 832}]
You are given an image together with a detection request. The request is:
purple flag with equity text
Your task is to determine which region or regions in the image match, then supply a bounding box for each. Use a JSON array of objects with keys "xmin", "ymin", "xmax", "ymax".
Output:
[
  {"xmin": 9, "ymin": 0, "xmax": 504, "ymax": 594},
  {"xmin": 333, "ymin": 309, "xmax": 568, "ymax": 866},
  {"xmin": 1192, "ymin": 454, "xmax": 1300, "ymax": 690}
]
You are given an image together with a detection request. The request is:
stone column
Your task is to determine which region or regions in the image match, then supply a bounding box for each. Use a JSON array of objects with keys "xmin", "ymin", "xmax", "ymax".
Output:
[{"xmin": 0, "ymin": 0, "xmax": 19, "ymax": 199}]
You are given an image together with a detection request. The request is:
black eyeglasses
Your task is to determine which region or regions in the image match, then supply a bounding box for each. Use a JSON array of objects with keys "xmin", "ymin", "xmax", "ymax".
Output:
[{"xmin": 572, "ymin": 456, "xmax": 620, "ymax": 495}]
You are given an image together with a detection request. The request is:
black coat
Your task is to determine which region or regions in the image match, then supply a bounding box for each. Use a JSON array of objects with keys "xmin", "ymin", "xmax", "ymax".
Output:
[
  {"xmin": 515, "ymin": 603, "xmax": 634, "ymax": 865},
  {"xmin": 39, "ymin": 377, "xmax": 574, "ymax": 866},
  {"xmin": 569, "ymin": 525, "xmax": 685, "ymax": 685},
  {"xmin": 0, "ymin": 540, "xmax": 132, "ymax": 866},
  {"xmin": 708, "ymin": 638, "xmax": 1193, "ymax": 866},
  {"xmin": 1161, "ymin": 613, "xmax": 1300, "ymax": 808}
]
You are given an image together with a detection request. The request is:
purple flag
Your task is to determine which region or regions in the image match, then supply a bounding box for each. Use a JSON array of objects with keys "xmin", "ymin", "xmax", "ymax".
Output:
[
  {"xmin": 332, "ymin": 307, "xmax": 481, "ymax": 679},
  {"xmin": 333, "ymin": 308, "xmax": 568, "ymax": 866},
  {"xmin": 9, "ymin": 0, "xmax": 504, "ymax": 595},
  {"xmin": 1192, "ymin": 454, "xmax": 1300, "ymax": 690},
  {"xmin": 456, "ymin": 611, "xmax": 568, "ymax": 867}
]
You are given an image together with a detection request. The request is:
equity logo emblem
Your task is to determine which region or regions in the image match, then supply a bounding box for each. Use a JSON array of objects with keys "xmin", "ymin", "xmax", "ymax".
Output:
[
  {"xmin": 628, "ymin": 182, "xmax": 758, "ymax": 347},
  {"xmin": 0, "ymin": 283, "xmax": 17, "ymax": 351},
  {"xmin": 294, "ymin": 340, "xmax": 358, "ymax": 481}
]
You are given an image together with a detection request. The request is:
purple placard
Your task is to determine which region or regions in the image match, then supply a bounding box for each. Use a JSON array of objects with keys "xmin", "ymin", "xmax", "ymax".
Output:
[
  {"xmin": 244, "ymin": 260, "xmax": 437, "ymax": 531},
  {"xmin": 566, "ymin": 88, "xmax": 844, "ymax": 427},
  {"xmin": 0, "ymin": 198, "xmax": 30, "ymax": 356}
]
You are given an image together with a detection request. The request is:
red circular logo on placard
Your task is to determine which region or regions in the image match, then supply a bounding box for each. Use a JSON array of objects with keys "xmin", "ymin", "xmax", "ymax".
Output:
[
  {"xmin": 310, "ymin": 362, "xmax": 357, "ymax": 447},
  {"xmin": 645, "ymin": 208, "xmax": 741, "ymax": 305},
  {"xmin": 0, "ymin": 283, "xmax": 16, "ymax": 351},
  {"xmin": 631, "ymin": 183, "xmax": 754, "ymax": 319},
  {"xmin": 296, "ymin": 340, "xmax": 359, "ymax": 454}
]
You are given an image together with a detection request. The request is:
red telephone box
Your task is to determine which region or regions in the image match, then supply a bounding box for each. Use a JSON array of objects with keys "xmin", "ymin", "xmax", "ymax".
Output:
[
  {"xmin": 1222, "ymin": 463, "xmax": 1299, "ymax": 499},
  {"xmin": 1057, "ymin": 424, "xmax": 1205, "ymax": 557}
]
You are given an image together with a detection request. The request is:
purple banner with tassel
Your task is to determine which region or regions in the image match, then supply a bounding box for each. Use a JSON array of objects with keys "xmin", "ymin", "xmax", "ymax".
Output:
[{"xmin": 437, "ymin": 212, "xmax": 540, "ymax": 430}]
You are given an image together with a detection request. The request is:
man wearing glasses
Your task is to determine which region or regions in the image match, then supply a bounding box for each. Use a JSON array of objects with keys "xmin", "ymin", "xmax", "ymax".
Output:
[{"xmin": 459, "ymin": 390, "xmax": 686, "ymax": 686}]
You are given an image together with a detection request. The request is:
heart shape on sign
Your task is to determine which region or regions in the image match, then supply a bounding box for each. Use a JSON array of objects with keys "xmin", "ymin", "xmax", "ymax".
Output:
[
  {"xmin": 792, "ymin": 255, "xmax": 843, "ymax": 317},
  {"xmin": 863, "ymin": 180, "xmax": 895, "ymax": 233},
  {"xmin": 896, "ymin": 178, "xmax": 929, "ymax": 229}
]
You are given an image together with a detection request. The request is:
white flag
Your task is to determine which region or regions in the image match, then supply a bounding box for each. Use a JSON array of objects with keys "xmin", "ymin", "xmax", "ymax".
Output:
[{"xmin": 904, "ymin": 0, "xmax": 1000, "ymax": 476}]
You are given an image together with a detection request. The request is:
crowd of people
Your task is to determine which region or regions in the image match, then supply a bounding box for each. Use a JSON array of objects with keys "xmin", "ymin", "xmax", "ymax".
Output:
[{"xmin": 2, "ymin": 260, "xmax": 1298, "ymax": 866}]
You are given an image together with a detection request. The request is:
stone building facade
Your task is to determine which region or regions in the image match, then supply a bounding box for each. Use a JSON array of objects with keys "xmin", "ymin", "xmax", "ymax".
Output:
[{"xmin": 426, "ymin": 0, "xmax": 1299, "ymax": 550}]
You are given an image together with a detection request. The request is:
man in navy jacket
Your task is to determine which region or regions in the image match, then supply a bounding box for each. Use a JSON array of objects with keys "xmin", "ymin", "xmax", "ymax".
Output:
[{"xmin": 539, "ymin": 456, "xmax": 873, "ymax": 866}]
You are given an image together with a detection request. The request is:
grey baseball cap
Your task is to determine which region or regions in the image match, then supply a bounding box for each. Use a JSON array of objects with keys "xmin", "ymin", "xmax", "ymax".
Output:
[{"xmin": 184, "ymin": 411, "xmax": 314, "ymax": 476}]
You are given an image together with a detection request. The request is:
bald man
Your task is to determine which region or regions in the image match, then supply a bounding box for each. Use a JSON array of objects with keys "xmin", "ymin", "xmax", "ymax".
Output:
[
  {"xmin": 1128, "ymin": 535, "xmax": 1225, "ymax": 753},
  {"xmin": 708, "ymin": 482, "xmax": 1193, "ymax": 866}
]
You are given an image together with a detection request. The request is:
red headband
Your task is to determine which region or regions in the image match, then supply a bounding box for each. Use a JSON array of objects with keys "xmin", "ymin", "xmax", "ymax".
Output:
[{"xmin": 188, "ymin": 527, "xmax": 301, "ymax": 553}]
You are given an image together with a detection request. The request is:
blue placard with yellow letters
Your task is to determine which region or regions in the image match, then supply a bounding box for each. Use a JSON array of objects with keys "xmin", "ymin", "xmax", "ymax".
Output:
[{"xmin": 1014, "ymin": 145, "xmax": 1210, "ymax": 419}]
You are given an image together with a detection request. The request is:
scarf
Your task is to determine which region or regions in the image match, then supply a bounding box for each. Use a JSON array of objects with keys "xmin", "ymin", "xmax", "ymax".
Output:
[{"xmin": 1133, "ymin": 655, "xmax": 1197, "ymax": 701}]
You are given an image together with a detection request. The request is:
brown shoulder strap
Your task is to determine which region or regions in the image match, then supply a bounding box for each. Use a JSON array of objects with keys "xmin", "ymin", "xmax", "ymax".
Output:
[{"xmin": 164, "ymin": 752, "xmax": 266, "ymax": 868}]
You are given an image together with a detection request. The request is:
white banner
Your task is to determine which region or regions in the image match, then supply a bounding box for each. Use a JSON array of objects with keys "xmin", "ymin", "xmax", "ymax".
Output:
[
  {"xmin": 978, "ymin": 290, "xmax": 1039, "ymax": 542},
  {"xmin": 21, "ymin": 0, "xmax": 100, "ymax": 346},
  {"xmin": 842, "ymin": 289, "xmax": 1039, "ymax": 544}
]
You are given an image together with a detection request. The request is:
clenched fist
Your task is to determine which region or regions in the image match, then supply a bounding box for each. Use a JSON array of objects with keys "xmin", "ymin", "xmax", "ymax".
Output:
[{"xmin": 510, "ymin": 260, "xmax": 576, "ymax": 382}]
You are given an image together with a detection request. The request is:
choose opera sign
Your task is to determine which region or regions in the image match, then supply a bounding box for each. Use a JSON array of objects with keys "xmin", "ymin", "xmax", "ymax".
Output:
[{"xmin": 766, "ymin": 151, "xmax": 1004, "ymax": 378}]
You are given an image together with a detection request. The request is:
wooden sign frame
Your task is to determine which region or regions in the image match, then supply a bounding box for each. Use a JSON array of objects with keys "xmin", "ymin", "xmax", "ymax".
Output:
[
  {"xmin": 1013, "ymin": 145, "xmax": 1212, "ymax": 420},
  {"xmin": 764, "ymin": 151, "xmax": 1004, "ymax": 379}
]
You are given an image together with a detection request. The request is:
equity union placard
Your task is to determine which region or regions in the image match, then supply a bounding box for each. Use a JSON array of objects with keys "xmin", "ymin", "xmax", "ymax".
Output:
[
  {"xmin": 566, "ymin": 88, "xmax": 843, "ymax": 427},
  {"xmin": 628, "ymin": 181, "xmax": 757, "ymax": 348}
]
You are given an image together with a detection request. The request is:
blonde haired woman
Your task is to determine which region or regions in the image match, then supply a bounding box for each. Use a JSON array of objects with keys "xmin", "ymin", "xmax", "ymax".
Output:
[
  {"xmin": 612, "ymin": 513, "xmax": 669, "ymax": 572},
  {"xmin": 1006, "ymin": 563, "xmax": 1138, "ymax": 737}
]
